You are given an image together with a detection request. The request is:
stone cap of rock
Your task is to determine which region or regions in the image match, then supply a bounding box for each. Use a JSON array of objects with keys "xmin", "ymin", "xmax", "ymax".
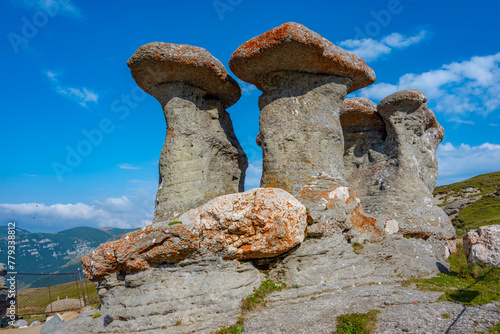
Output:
[
  {"xmin": 377, "ymin": 89, "xmax": 427, "ymax": 114},
  {"xmin": 128, "ymin": 42, "xmax": 241, "ymax": 108},
  {"xmin": 340, "ymin": 98, "xmax": 383, "ymax": 131},
  {"xmin": 229, "ymin": 22, "xmax": 376, "ymax": 93}
]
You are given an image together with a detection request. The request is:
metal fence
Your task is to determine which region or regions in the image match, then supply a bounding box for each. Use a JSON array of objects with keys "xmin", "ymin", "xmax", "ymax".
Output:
[{"xmin": 13, "ymin": 269, "xmax": 99, "ymax": 317}]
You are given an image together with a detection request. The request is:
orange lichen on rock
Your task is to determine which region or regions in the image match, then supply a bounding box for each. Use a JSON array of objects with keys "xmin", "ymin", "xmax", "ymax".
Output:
[
  {"xmin": 128, "ymin": 42, "xmax": 241, "ymax": 108},
  {"xmin": 174, "ymin": 187, "xmax": 307, "ymax": 259},
  {"xmin": 299, "ymin": 185, "xmax": 382, "ymax": 241},
  {"xmin": 229, "ymin": 22, "xmax": 375, "ymax": 93},
  {"xmin": 81, "ymin": 188, "xmax": 307, "ymax": 281}
]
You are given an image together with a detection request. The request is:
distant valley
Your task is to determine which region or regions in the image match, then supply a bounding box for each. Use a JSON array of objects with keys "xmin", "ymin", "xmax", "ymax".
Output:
[{"xmin": 0, "ymin": 226, "xmax": 134, "ymax": 288}]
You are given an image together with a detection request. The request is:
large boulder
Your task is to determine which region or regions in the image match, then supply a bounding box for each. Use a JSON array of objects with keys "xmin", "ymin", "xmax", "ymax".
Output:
[
  {"xmin": 128, "ymin": 42, "xmax": 247, "ymax": 223},
  {"xmin": 41, "ymin": 314, "xmax": 64, "ymax": 334},
  {"xmin": 45, "ymin": 298, "xmax": 82, "ymax": 316},
  {"xmin": 463, "ymin": 225, "xmax": 500, "ymax": 267},
  {"xmin": 82, "ymin": 188, "xmax": 307, "ymax": 281},
  {"xmin": 230, "ymin": 22, "xmax": 381, "ymax": 242}
]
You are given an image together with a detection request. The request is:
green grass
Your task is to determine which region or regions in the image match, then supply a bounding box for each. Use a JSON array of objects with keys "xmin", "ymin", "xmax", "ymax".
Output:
[
  {"xmin": 213, "ymin": 280, "xmax": 286, "ymax": 333},
  {"xmin": 168, "ymin": 221, "xmax": 182, "ymax": 226},
  {"xmin": 352, "ymin": 242, "xmax": 364, "ymax": 254},
  {"xmin": 477, "ymin": 322, "xmax": 500, "ymax": 334},
  {"xmin": 16, "ymin": 278, "xmax": 99, "ymax": 316},
  {"xmin": 403, "ymin": 244, "xmax": 500, "ymax": 305},
  {"xmin": 213, "ymin": 317, "xmax": 244, "ymax": 334},
  {"xmin": 333, "ymin": 310, "xmax": 380, "ymax": 334},
  {"xmin": 433, "ymin": 171, "xmax": 500, "ymax": 198},
  {"xmin": 241, "ymin": 280, "xmax": 286, "ymax": 312},
  {"xmin": 452, "ymin": 195, "xmax": 500, "ymax": 236}
]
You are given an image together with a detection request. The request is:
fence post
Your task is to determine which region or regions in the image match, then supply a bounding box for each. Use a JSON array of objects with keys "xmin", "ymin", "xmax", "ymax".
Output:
[
  {"xmin": 78, "ymin": 269, "xmax": 87, "ymax": 307},
  {"xmin": 47, "ymin": 275, "xmax": 52, "ymax": 315},
  {"xmin": 15, "ymin": 273, "xmax": 18, "ymax": 319}
]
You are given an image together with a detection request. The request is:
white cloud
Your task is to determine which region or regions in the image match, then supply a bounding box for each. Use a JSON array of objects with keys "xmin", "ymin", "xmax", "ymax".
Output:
[
  {"xmin": 244, "ymin": 161, "xmax": 262, "ymax": 191},
  {"xmin": 356, "ymin": 52, "xmax": 500, "ymax": 116},
  {"xmin": 452, "ymin": 120, "xmax": 475, "ymax": 125},
  {"xmin": 236, "ymin": 79, "xmax": 258, "ymax": 95},
  {"xmin": 339, "ymin": 31, "xmax": 427, "ymax": 62},
  {"xmin": 436, "ymin": 142, "xmax": 500, "ymax": 186},
  {"xmin": 10, "ymin": 0, "xmax": 84, "ymax": 19},
  {"xmin": 118, "ymin": 163, "xmax": 141, "ymax": 170},
  {"xmin": 45, "ymin": 70, "xmax": 99, "ymax": 107},
  {"xmin": 382, "ymin": 31, "xmax": 427, "ymax": 48},
  {"xmin": 0, "ymin": 187, "xmax": 156, "ymax": 232}
]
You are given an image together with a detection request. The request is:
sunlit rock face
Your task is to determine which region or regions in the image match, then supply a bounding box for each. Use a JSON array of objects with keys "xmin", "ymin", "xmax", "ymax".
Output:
[
  {"xmin": 340, "ymin": 90, "xmax": 454, "ymax": 241},
  {"xmin": 128, "ymin": 42, "xmax": 247, "ymax": 223},
  {"xmin": 230, "ymin": 22, "xmax": 381, "ymax": 242}
]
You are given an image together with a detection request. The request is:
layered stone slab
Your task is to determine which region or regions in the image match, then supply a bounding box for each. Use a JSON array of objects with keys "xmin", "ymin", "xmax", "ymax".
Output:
[{"xmin": 128, "ymin": 42, "xmax": 248, "ymax": 222}]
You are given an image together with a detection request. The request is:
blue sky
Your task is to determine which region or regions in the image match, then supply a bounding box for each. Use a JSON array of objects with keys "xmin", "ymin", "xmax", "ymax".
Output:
[{"xmin": 1, "ymin": 0, "xmax": 499, "ymax": 233}]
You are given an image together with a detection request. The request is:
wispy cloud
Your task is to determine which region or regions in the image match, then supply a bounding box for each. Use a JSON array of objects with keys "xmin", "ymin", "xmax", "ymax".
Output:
[
  {"xmin": 10, "ymin": 0, "xmax": 84, "ymax": 20},
  {"xmin": 356, "ymin": 52, "xmax": 500, "ymax": 116},
  {"xmin": 45, "ymin": 70, "xmax": 99, "ymax": 107},
  {"xmin": 437, "ymin": 142, "xmax": 500, "ymax": 185},
  {"xmin": 236, "ymin": 79, "xmax": 258, "ymax": 96},
  {"xmin": 452, "ymin": 119, "xmax": 475, "ymax": 125},
  {"xmin": 338, "ymin": 30, "xmax": 427, "ymax": 62},
  {"xmin": 244, "ymin": 160, "xmax": 262, "ymax": 191},
  {"xmin": 119, "ymin": 163, "xmax": 141, "ymax": 170},
  {"xmin": 0, "ymin": 190, "xmax": 155, "ymax": 232}
]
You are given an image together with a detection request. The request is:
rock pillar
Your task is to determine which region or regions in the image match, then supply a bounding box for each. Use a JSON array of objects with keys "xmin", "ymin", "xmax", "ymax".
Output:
[
  {"xmin": 128, "ymin": 42, "xmax": 248, "ymax": 222},
  {"xmin": 340, "ymin": 91, "xmax": 455, "ymax": 241},
  {"xmin": 230, "ymin": 22, "xmax": 381, "ymax": 241}
]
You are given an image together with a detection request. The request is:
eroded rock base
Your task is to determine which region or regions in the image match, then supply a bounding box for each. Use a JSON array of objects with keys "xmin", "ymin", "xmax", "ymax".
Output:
[
  {"xmin": 53, "ymin": 259, "xmax": 263, "ymax": 334},
  {"xmin": 59, "ymin": 235, "xmax": 459, "ymax": 333}
]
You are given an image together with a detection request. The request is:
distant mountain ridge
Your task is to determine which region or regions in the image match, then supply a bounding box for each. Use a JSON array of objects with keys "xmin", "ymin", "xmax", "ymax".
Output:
[{"xmin": 0, "ymin": 226, "xmax": 135, "ymax": 288}]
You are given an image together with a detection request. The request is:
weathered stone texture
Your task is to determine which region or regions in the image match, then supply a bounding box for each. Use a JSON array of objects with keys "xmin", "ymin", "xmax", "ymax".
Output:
[
  {"xmin": 82, "ymin": 188, "xmax": 307, "ymax": 281},
  {"xmin": 128, "ymin": 42, "xmax": 241, "ymax": 108},
  {"xmin": 340, "ymin": 92, "xmax": 454, "ymax": 241},
  {"xmin": 128, "ymin": 43, "xmax": 247, "ymax": 222},
  {"xmin": 54, "ymin": 259, "xmax": 264, "ymax": 334},
  {"xmin": 229, "ymin": 22, "xmax": 375, "ymax": 93},
  {"xmin": 464, "ymin": 225, "xmax": 500, "ymax": 267},
  {"xmin": 230, "ymin": 23, "xmax": 381, "ymax": 242}
]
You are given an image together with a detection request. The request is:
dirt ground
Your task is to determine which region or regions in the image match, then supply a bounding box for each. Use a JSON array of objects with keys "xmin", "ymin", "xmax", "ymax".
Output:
[{"xmin": 0, "ymin": 312, "xmax": 79, "ymax": 334}]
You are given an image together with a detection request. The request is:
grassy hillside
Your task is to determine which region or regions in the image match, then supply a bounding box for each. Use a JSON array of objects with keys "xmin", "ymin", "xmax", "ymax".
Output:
[
  {"xmin": 434, "ymin": 171, "xmax": 500, "ymax": 235},
  {"xmin": 434, "ymin": 171, "xmax": 500, "ymax": 197},
  {"xmin": 452, "ymin": 195, "xmax": 500, "ymax": 232}
]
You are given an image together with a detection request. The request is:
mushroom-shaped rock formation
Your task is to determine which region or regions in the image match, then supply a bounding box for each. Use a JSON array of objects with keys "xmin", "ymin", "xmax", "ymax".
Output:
[
  {"xmin": 128, "ymin": 42, "xmax": 248, "ymax": 222},
  {"xmin": 229, "ymin": 22, "xmax": 380, "ymax": 241},
  {"xmin": 341, "ymin": 90, "xmax": 454, "ymax": 242},
  {"xmin": 340, "ymin": 98, "xmax": 389, "ymax": 200},
  {"xmin": 229, "ymin": 22, "xmax": 375, "ymax": 93},
  {"xmin": 82, "ymin": 188, "xmax": 307, "ymax": 281}
]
